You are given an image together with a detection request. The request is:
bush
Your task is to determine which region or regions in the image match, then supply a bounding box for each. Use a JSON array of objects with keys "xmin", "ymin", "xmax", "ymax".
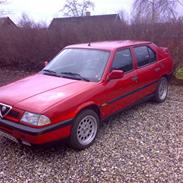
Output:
[{"xmin": 0, "ymin": 18, "xmax": 183, "ymax": 71}]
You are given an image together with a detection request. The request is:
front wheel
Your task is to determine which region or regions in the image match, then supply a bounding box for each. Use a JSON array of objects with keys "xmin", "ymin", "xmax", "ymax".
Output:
[
  {"xmin": 154, "ymin": 77, "xmax": 168, "ymax": 103},
  {"xmin": 70, "ymin": 109, "xmax": 99, "ymax": 150}
]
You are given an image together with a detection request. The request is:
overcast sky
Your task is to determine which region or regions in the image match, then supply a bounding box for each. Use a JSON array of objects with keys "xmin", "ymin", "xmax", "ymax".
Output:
[{"xmin": 2, "ymin": 0, "xmax": 133, "ymax": 24}]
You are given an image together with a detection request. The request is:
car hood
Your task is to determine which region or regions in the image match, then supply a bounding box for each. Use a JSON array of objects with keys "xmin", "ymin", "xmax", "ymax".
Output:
[{"xmin": 0, "ymin": 74, "xmax": 96, "ymax": 113}]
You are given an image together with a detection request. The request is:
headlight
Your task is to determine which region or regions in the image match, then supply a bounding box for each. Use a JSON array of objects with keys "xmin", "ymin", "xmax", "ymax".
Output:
[{"xmin": 21, "ymin": 112, "xmax": 51, "ymax": 126}]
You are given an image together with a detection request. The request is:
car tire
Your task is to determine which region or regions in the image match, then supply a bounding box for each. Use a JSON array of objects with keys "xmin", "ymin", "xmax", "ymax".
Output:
[
  {"xmin": 154, "ymin": 77, "xmax": 168, "ymax": 103},
  {"xmin": 70, "ymin": 109, "xmax": 99, "ymax": 150}
]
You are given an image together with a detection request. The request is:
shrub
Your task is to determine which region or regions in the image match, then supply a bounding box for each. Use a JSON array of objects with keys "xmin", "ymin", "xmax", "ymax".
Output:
[{"xmin": 0, "ymin": 18, "xmax": 183, "ymax": 71}]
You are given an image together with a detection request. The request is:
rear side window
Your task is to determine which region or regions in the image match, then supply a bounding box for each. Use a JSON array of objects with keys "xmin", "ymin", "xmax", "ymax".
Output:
[
  {"xmin": 112, "ymin": 49, "xmax": 133, "ymax": 72},
  {"xmin": 148, "ymin": 47, "xmax": 156, "ymax": 63},
  {"xmin": 135, "ymin": 46, "xmax": 156, "ymax": 67}
]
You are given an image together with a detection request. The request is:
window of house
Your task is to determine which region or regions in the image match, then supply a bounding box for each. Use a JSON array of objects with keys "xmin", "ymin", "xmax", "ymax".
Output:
[
  {"xmin": 112, "ymin": 49, "xmax": 133, "ymax": 72},
  {"xmin": 134, "ymin": 46, "xmax": 156, "ymax": 67}
]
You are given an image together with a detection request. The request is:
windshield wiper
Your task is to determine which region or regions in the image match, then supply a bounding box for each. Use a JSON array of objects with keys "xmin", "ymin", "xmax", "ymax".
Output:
[
  {"xmin": 60, "ymin": 72, "xmax": 90, "ymax": 82},
  {"xmin": 42, "ymin": 69, "xmax": 60, "ymax": 77}
]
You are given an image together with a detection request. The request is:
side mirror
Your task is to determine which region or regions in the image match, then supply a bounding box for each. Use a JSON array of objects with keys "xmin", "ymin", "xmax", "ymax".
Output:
[{"xmin": 109, "ymin": 70, "xmax": 124, "ymax": 80}]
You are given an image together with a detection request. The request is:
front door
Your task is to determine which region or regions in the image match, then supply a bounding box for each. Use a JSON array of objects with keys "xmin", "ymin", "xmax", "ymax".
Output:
[{"xmin": 101, "ymin": 48, "xmax": 140, "ymax": 117}]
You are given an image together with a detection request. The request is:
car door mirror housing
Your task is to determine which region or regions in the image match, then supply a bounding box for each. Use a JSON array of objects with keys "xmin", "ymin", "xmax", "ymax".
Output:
[{"xmin": 109, "ymin": 70, "xmax": 124, "ymax": 80}]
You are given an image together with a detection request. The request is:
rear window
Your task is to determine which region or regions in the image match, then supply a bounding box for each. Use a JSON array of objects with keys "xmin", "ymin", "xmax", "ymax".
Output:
[{"xmin": 135, "ymin": 46, "xmax": 156, "ymax": 67}]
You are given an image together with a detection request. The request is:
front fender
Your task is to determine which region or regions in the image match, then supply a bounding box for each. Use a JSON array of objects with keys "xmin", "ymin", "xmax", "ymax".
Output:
[{"xmin": 74, "ymin": 101, "xmax": 100, "ymax": 117}]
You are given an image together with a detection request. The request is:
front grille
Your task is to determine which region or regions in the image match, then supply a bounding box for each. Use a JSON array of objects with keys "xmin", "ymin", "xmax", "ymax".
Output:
[{"xmin": 8, "ymin": 110, "xmax": 20, "ymax": 119}]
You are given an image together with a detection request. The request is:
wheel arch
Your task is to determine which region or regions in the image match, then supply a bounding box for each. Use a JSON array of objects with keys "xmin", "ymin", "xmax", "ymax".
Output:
[
  {"xmin": 161, "ymin": 74, "xmax": 171, "ymax": 81},
  {"xmin": 74, "ymin": 103, "xmax": 101, "ymax": 120}
]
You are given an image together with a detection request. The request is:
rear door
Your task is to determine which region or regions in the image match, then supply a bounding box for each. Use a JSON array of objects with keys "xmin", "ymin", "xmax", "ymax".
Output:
[{"xmin": 132, "ymin": 45, "xmax": 161, "ymax": 99}]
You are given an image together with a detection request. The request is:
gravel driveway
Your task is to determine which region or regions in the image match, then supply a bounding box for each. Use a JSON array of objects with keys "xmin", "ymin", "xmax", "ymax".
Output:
[{"xmin": 0, "ymin": 69, "xmax": 183, "ymax": 183}]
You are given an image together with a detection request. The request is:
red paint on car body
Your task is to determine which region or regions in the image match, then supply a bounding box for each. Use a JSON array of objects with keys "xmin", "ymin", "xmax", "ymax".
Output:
[{"xmin": 0, "ymin": 40, "xmax": 173, "ymax": 145}]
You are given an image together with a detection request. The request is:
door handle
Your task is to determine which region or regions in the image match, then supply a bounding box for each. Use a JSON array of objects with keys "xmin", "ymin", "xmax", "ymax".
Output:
[
  {"xmin": 154, "ymin": 67, "xmax": 160, "ymax": 72},
  {"xmin": 131, "ymin": 76, "xmax": 138, "ymax": 82}
]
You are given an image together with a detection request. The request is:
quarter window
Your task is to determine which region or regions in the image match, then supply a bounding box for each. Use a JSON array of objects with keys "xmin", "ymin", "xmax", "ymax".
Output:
[
  {"xmin": 112, "ymin": 49, "xmax": 133, "ymax": 72},
  {"xmin": 135, "ymin": 46, "xmax": 156, "ymax": 67},
  {"xmin": 148, "ymin": 47, "xmax": 156, "ymax": 63}
]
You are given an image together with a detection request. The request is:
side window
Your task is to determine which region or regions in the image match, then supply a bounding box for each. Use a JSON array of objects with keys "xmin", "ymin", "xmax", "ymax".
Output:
[
  {"xmin": 148, "ymin": 47, "xmax": 156, "ymax": 63},
  {"xmin": 135, "ymin": 46, "xmax": 156, "ymax": 67},
  {"xmin": 112, "ymin": 49, "xmax": 133, "ymax": 72}
]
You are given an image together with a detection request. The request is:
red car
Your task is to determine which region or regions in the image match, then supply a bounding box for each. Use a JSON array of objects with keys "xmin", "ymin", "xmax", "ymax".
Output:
[{"xmin": 0, "ymin": 41, "xmax": 173, "ymax": 150}]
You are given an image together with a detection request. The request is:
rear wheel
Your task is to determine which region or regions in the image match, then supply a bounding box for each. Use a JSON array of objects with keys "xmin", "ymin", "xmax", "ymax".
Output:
[
  {"xmin": 154, "ymin": 77, "xmax": 168, "ymax": 103},
  {"xmin": 70, "ymin": 109, "xmax": 99, "ymax": 150}
]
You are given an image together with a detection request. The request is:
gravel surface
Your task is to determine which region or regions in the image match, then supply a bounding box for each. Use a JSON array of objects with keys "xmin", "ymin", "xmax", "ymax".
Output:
[{"xmin": 0, "ymin": 69, "xmax": 183, "ymax": 183}]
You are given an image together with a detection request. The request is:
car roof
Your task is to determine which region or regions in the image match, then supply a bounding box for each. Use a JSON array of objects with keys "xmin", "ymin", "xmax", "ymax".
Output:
[{"xmin": 66, "ymin": 40, "xmax": 152, "ymax": 51}]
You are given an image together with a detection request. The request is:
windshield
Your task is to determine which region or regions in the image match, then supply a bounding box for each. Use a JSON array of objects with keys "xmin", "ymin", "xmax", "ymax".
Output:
[{"xmin": 42, "ymin": 48, "xmax": 110, "ymax": 82}]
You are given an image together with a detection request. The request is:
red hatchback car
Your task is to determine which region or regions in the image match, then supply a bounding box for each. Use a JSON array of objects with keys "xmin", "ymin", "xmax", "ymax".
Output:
[{"xmin": 0, "ymin": 41, "xmax": 173, "ymax": 150}]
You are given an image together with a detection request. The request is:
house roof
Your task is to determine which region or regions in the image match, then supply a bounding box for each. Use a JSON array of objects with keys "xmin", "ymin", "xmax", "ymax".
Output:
[
  {"xmin": 49, "ymin": 14, "xmax": 121, "ymax": 29},
  {"xmin": 66, "ymin": 40, "xmax": 152, "ymax": 51},
  {"xmin": 0, "ymin": 17, "xmax": 17, "ymax": 28}
]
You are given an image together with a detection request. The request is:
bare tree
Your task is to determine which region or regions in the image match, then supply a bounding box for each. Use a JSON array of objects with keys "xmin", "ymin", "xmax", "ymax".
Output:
[
  {"xmin": 132, "ymin": 0, "xmax": 183, "ymax": 23},
  {"xmin": 18, "ymin": 13, "xmax": 46, "ymax": 29},
  {"xmin": 118, "ymin": 9, "xmax": 129, "ymax": 24},
  {"xmin": 61, "ymin": 0, "xmax": 94, "ymax": 17},
  {"xmin": 18, "ymin": 13, "xmax": 37, "ymax": 28}
]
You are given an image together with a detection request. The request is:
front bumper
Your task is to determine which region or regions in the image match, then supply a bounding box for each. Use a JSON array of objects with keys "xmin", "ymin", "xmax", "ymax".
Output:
[{"xmin": 0, "ymin": 118, "xmax": 73, "ymax": 145}]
